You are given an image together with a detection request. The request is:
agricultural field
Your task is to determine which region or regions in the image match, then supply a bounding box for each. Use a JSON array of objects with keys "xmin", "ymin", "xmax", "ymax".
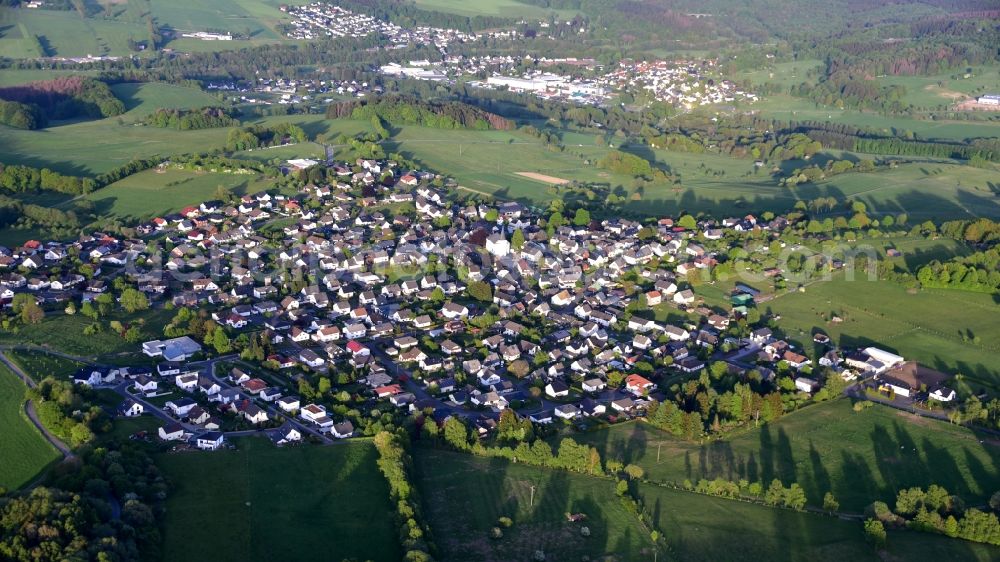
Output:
[
  {"xmin": 157, "ymin": 437, "xmax": 400, "ymax": 562},
  {"xmin": 376, "ymin": 122, "xmax": 1000, "ymax": 221},
  {"xmin": 383, "ymin": 123, "xmax": 634, "ymax": 204},
  {"xmin": 639, "ymin": 483, "xmax": 1000, "ymax": 562},
  {"xmin": 72, "ymin": 167, "xmax": 278, "ymax": 222},
  {"xmin": 414, "ymin": 447, "xmax": 653, "ymax": 562},
  {"xmin": 758, "ymin": 276, "xmax": 1000, "ymax": 391},
  {"xmin": 569, "ymin": 399, "xmax": 1000, "ymax": 512},
  {"xmin": 413, "ymin": 0, "xmax": 581, "ymax": 19},
  {"xmin": 0, "ymin": 0, "xmax": 303, "ymax": 58},
  {"xmin": 0, "ymin": 68, "xmax": 99, "ymax": 87},
  {"xmin": 744, "ymin": 93, "xmax": 1000, "ymax": 142},
  {"xmin": 111, "ymin": 82, "xmax": 225, "ymax": 118},
  {"xmin": 0, "ymin": 363, "xmax": 59, "ymax": 491},
  {"xmin": 0, "ymin": 7, "xmax": 147, "ymax": 58}
]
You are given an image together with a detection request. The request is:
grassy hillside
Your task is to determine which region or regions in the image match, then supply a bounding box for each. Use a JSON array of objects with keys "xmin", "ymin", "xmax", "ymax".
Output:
[
  {"xmin": 0, "ymin": 1, "xmax": 304, "ymax": 57},
  {"xmin": 0, "ymin": 363, "xmax": 59, "ymax": 490},
  {"xmin": 0, "ymin": 82, "xmax": 228, "ymax": 175},
  {"xmin": 759, "ymin": 277, "xmax": 1000, "ymax": 391},
  {"xmin": 569, "ymin": 399, "xmax": 1000, "ymax": 512},
  {"xmin": 73, "ymin": 167, "xmax": 277, "ymax": 222},
  {"xmin": 415, "ymin": 447, "xmax": 653, "ymax": 561},
  {"xmin": 639, "ymin": 483, "xmax": 1000, "ymax": 562},
  {"xmin": 157, "ymin": 437, "xmax": 401, "ymax": 562},
  {"xmin": 413, "ymin": 0, "xmax": 580, "ymax": 19}
]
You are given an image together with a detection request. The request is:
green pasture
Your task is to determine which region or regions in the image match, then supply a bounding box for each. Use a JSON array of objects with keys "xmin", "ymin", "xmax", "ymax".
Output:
[
  {"xmin": 0, "ymin": 7, "xmax": 147, "ymax": 58},
  {"xmin": 415, "ymin": 447, "xmax": 652, "ymax": 561},
  {"xmin": 640, "ymin": 483, "xmax": 1000, "ymax": 562},
  {"xmin": 746, "ymin": 94, "xmax": 1000, "ymax": 141},
  {"xmin": 879, "ymin": 67, "xmax": 1000, "ymax": 108},
  {"xmin": 413, "ymin": 0, "xmax": 581, "ymax": 19},
  {"xmin": 0, "ymin": 82, "xmax": 228, "ymax": 175},
  {"xmin": 0, "ymin": 362, "xmax": 59, "ymax": 491},
  {"xmin": 758, "ymin": 276, "xmax": 1000, "ymax": 390},
  {"xmin": 74, "ymin": 167, "xmax": 276, "ymax": 222},
  {"xmin": 157, "ymin": 437, "xmax": 400, "ymax": 562},
  {"xmin": 572, "ymin": 399, "xmax": 1000, "ymax": 512},
  {"xmin": 0, "ymin": 309, "xmax": 173, "ymax": 360}
]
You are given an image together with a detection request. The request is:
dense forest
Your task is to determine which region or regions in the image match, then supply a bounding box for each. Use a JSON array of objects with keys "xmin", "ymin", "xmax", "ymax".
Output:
[
  {"xmin": 0, "ymin": 441, "xmax": 166, "ymax": 561},
  {"xmin": 0, "ymin": 99, "xmax": 44, "ymax": 130},
  {"xmin": 917, "ymin": 219, "xmax": 1000, "ymax": 293},
  {"xmin": 0, "ymin": 77, "xmax": 124, "ymax": 126}
]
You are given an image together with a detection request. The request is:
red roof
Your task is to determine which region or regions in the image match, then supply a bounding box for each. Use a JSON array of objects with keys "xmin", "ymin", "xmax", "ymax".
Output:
[
  {"xmin": 243, "ymin": 378, "xmax": 267, "ymax": 392},
  {"xmin": 346, "ymin": 340, "xmax": 365, "ymax": 353},
  {"xmin": 374, "ymin": 384, "xmax": 402, "ymax": 396},
  {"xmin": 625, "ymin": 374, "xmax": 653, "ymax": 388}
]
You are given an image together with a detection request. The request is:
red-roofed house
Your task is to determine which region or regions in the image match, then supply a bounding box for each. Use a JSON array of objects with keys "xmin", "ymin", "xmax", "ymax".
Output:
[
  {"xmin": 625, "ymin": 374, "xmax": 656, "ymax": 395},
  {"xmin": 375, "ymin": 384, "xmax": 402, "ymax": 398}
]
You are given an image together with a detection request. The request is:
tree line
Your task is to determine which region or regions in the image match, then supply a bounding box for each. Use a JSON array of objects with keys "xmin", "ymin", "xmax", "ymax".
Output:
[
  {"xmin": 326, "ymin": 95, "xmax": 513, "ymax": 131},
  {"xmin": 224, "ymin": 123, "xmax": 307, "ymax": 152},
  {"xmin": 372, "ymin": 431, "xmax": 436, "ymax": 562},
  {"xmin": 142, "ymin": 107, "xmax": 238, "ymax": 130}
]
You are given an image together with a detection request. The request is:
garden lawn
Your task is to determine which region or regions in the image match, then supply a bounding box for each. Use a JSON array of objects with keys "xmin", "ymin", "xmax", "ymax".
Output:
[
  {"xmin": 157, "ymin": 438, "xmax": 400, "ymax": 562},
  {"xmin": 639, "ymin": 483, "xmax": 1000, "ymax": 562},
  {"xmin": 415, "ymin": 447, "xmax": 652, "ymax": 562},
  {"xmin": 570, "ymin": 399, "xmax": 1000, "ymax": 512},
  {"xmin": 0, "ymin": 363, "xmax": 59, "ymax": 490}
]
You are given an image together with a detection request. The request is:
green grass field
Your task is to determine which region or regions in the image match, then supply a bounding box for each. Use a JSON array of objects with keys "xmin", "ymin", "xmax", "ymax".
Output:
[
  {"xmin": 0, "ymin": 7, "xmax": 147, "ymax": 58},
  {"xmin": 0, "ymin": 309, "xmax": 173, "ymax": 360},
  {"xmin": 73, "ymin": 167, "xmax": 277, "ymax": 222},
  {"xmin": 0, "ymin": 363, "xmax": 59, "ymax": 490},
  {"xmin": 0, "ymin": 82, "xmax": 228, "ymax": 175},
  {"xmin": 157, "ymin": 438, "xmax": 400, "ymax": 562},
  {"xmin": 745, "ymin": 94, "xmax": 1000, "ymax": 142},
  {"xmin": 570, "ymin": 399, "xmax": 1000, "ymax": 512},
  {"xmin": 758, "ymin": 276, "xmax": 1000, "ymax": 391},
  {"xmin": 0, "ymin": 1, "xmax": 303, "ymax": 57},
  {"xmin": 413, "ymin": 0, "xmax": 580, "ymax": 19},
  {"xmin": 878, "ymin": 67, "xmax": 1000, "ymax": 109},
  {"xmin": 415, "ymin": 447, "xmax": 653, "ymax": 561},
  {"xmin": 639, "ymin": 483, "xmax": 1000, "ymax": 562}
]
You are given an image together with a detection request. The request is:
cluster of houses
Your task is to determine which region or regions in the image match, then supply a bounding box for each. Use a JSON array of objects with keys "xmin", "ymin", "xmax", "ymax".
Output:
[
  {"xmin": 29, "ymin": 148, "xmax": 956, "ymax": 451},
  {"xmin": 601, "ymin": 59, "xmax": 758, "ymax": 109},
  {"xmin": 281, "ymin": 2, "xmax": 516, "ymax": 50}
]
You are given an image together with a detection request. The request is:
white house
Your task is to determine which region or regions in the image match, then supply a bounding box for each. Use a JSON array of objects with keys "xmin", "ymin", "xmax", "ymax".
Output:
[
  {"xmin": 794, "ymin": 377, "xmax": 818, "ymax": 393},
  {"xmin": 554, "ymin": 404, "xmax": 579, "ymax": 419},
  {"xmin": 195, "ymin": 431, "xmax": 225, "ymax": 451},
  {"xmin": 158, "ymin": 424, "xmax": 185, "ymax": 441},
  {"xmin": 120, "ymin": 399, "xmax": 144, "ymax": 417},
  {"xmin": 545, "ymin": 380, "xmax": 570, "ymax": 398}
]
